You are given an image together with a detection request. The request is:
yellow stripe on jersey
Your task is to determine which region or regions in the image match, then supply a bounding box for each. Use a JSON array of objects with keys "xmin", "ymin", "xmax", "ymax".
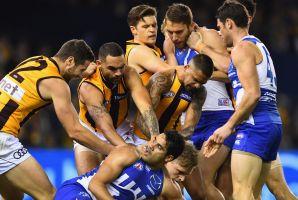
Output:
[
  {"xmin": 125, "ymin": 40, "xmax": 162, "ymax": 85},
  {"xmin": 0, "ymin": 56, "xmax": 63, "ymax": 137},
  {"xmin": 78, "ymin": 67, "xmax": 128, "ymax": 132},
  {"xmin": 135, "ymin": 71, "xmax": 193, "ymax": 140}
]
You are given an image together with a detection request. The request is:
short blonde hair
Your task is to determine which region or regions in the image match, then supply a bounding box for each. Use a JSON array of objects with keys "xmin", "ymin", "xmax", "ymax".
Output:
[{"xmin": 175, "ymin": 143, "xmax": 198, "ymax": 171}]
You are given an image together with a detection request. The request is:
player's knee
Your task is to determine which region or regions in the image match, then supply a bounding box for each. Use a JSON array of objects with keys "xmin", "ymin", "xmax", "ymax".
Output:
[
  {"xmin": 233, "ymin": 184, "xmax": 252, "ymax": 196},
  {"xmin": 36, "ymin": 186, "xmax": 56, "ymax": 200}
]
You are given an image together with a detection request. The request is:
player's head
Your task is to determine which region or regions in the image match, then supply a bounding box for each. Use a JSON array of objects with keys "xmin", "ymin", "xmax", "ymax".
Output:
[
  {"xmin": 141, "ymin": 130, "xmax": 185, "ymax": 167},
  {"xmin": 127, "ymin": 4, "xmax": 157, "ymax": 46},
  {"xmin": 97, "ymin": 42, "xmax": 125, "ymax": 85},
  {"xmin": 225, "ymin": 0, "xmax": 256, "ymax": 24},
  {"xmin": 182, "ymin": 54, "xmax": 213, "ymax": 92},
  {"xmin": 166, "ymin": 143, "xmax": 198, "ymax": 181},
  {"xmin": 55, "ymin": 39, "xmax": 95, "ymax": 79},
  {"xmin": 164, "ymin": 3, "xmax": 194, "ymax": 49},
  {"xmin": 216, "ymin": 2, "xmax": 249, "ymax": 47}
]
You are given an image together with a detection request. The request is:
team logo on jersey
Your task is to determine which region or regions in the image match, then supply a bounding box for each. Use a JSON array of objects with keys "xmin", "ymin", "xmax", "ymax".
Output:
[
  {"xmin": 235, "ymin": 133, "xmax": 245, "ymax": 146},
  {"xmin": 114, "ymin": 93, "xmax": 127, "ymax": 101},
  {"xmin": 162, "ymin": 91, "xmax": 175, "ymax": 98},
  {"xmin": 218, "ymin": 98, "xmax": 230, "ymax": 106},
  {"xmin": 150, "ymin": 174, "xmax": 162, "ymax": 190},
  {"xmin": 78, "ymin": 191, "xmax": 90, "ymax": 197},
  {"xmin": 133, "ymin": 162, "xmax": 144, "ymax": 171},
  {"xmin": 0, "ymin": 77, "xmax": 25, "ymax": 101},
  {"xmin": 180, "ymin": 91, "xmax": 192, "ymax": 102}
]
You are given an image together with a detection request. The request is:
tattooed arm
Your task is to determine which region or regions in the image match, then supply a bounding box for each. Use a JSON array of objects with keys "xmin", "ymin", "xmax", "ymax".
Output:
[
  {"xmin": 79, "ymin": 82, "xmax": 126, "ymax": 146},
  {"xmin": 134, "ymin": 69, "xmax": 174, "ymax": 137},
  {"xmin": 125, "ymin": 67, "xmax": 168, "ymax": 137},
  {"xmin": 181, "ymin": 86, "xmax": 207, "ymax": 139}
]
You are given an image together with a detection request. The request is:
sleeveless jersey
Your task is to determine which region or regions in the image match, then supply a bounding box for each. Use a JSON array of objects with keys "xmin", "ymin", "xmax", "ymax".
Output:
[
  {"xmin": 135, "ymin": 71, "xmax": 192, "ymax": 139},
  {"xmin": 125, "ymin": 40, "xmax": 162, "ymax": 85},
  {"xmin": 0, "ymin": 56, "xmax": 62, "ymax": 137},
  {"xmin": 228, "ymin": 35, "xmax": 281, "ymax": 125},
  {"xmin": 78, "ymin": 67, "xmax": 129, "ymax": 132},
  {"xmin": 175, "ymin": 47, "xmax": 234, "ymax": 111},
  {"xmin": 71, "ymin": 158, "xmax": 164, "ymax": 200}
]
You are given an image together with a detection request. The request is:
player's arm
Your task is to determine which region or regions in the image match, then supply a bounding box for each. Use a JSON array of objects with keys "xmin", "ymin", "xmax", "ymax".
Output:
[
  {"xmin": 223, "ymin": 42, "xmax": 260, "ymax": 129},
  {"xmin": 135, "ymin": 71, "xmax": 173, "ymax": 138},
  {"xmin": 89, "ymin": 145, "xmax": 139, "ymax": 199},
  {"xmin": 181, "ymin": 87, "xmax": 207, "ymax": 139},
  {"xmin": 128, "ymin": 45, "xmax": 174, "ymax": 73},
  {"xmin": 211, "ymin": 70, "xmax": 230, "ymax": 83},
  {"xmin": 187, "ymin": 29, "xmax": 230, "ymax": 73},
  {"xmin": 208, "ymin": 42, "xmax": 260, "ymax": 146},
  {"xmin": 159, "ymin": 177, "xmax": 184, "ymax": 200},
  {"xmin": 125, "ymin": 67, "xmax": 160, "ymax": 137},
  {"xmin": 79, "ymin": 82, "xmax": 126, "ymax": 146},
  {"xmin": 39, "ymin": 78, "xmax": 114, "ymax": 155},
  {"xmin": 163, "ymin": 35, "xmax": 178, "ymax": 66}
]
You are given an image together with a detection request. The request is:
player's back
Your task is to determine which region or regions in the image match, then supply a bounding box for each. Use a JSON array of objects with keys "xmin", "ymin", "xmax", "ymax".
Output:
[
  {"xmin": 0, "ymin": 56, "xmax": 62, "ymax": 137},
  {"xmin": 63, "ymin": 158, "xmax": 164, "ymax": 200}
]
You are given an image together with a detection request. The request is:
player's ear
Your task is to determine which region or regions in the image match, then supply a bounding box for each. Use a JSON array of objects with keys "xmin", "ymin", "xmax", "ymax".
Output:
[
  {"xmin": 65, "ymin": 56, "xmax": 75, "ymax": 68},
  {"xmin": 190, "ymin": 22, "xmax": 198, "ymax": 32},
  {"xmin": 96, "ymin": 59, "xmax": 102, "ymax": 66},
  {"xmin": 165, "ymin": 155, "xmax": 174, "ymax": 163},
  {"xmin": 130, "ymin": 26, "xmax": 137, "ymax": 36}
]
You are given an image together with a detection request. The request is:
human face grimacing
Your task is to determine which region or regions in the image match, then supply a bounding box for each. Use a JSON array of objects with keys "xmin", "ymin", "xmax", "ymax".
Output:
[{"xmin": 165, "ymin": 20, "xmax": 192, "ymax": 49}]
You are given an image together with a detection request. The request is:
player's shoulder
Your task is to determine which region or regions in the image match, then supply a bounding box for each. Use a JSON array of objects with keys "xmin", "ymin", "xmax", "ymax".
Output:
[{"xmin": 129, "ymin": 44, "xmax": 157, "ymax": 57}]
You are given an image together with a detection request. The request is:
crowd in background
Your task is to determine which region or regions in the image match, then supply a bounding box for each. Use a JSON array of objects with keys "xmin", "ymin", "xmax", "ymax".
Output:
[{"xmin": 0, "ymin": 0, "xmax": 297, "ymax": 148}]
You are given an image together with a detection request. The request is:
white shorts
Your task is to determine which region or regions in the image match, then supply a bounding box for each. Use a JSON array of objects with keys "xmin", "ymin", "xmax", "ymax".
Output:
[
  {"xmin": 0, "ymin": 132, "xmax": 31, "ymax": 174},
  {"xmin": 74, "ymin": 120, "xmax": 147, "ymax": 152}
]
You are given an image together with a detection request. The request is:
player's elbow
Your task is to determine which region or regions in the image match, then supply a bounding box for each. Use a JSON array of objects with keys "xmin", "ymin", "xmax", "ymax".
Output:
[
  {"xmin": 249, "ymin": 90, "xmax": 261, "ymax": 103},
  {"xmin": 66, "ymin": 123, "xmax": 84, "ymax": 140}
]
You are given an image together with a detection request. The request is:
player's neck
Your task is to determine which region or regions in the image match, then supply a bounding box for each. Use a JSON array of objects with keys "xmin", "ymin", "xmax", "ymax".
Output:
[
  {"xmin": 233, "ymin": 28, "xmax": 249, "ymax": 46},
  {"xmin": 51, "ymin": 57, "xmax": 64, "ymax": 75}
]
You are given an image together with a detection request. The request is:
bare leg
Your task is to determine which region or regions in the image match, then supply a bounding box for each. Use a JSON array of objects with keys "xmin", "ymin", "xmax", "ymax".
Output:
[
  {"xmin": 183, "ymin": 165, "xmax": 206, "ymax": 200},
  {"xmin": 253, "ymin": 161, "xmax": 271, "ymax": 198},
  {"xmin": 216, "ymin": 154, "xmax": 233, "ymax": 200},
  {"xmin": 266, "ymin": 154, "xmax": 298, "ymax": 200},
  {"xmin": 231, "ymin": 150, "xmax": 268, "ymax": 200},
  {"xmin": 3, "ymin": 156, "xmax": 55, "ymax": 200},
  {"xmin": 200, "ymin": 144, "xmax": 231, "ymax": 200},
  {"xmin": 0, "ymin": 176, "xmax": 24, "ymax": 200}
]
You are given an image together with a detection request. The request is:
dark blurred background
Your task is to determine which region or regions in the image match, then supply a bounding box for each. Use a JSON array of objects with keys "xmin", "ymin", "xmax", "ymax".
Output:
[{"xmin": 0, "ymin": 0, "xmax": 297, "ymax": 149}]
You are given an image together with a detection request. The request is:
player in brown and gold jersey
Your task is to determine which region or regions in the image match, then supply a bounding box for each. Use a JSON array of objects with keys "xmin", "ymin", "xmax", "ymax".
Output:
[
  {"xmin": 0, "ymin": 39, "xmax": 114, "ymax": 199},
  {"xmin": 125, "ymin": 4, "xmax": 179, "ymax": 85},
  {"xmin": 135, "ymin": 54, "xmax": 213, "ymax": 142},
  {"xmin": 75, "ymin": 42, "xmax": 160, "ymax": 175}
]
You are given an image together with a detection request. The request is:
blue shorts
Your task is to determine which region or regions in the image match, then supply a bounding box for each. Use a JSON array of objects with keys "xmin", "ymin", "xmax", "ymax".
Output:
[
  {"xmin": 233, "ymin": 123, "xmax": 282, "ymax": 162},
  {"xmin": 54, "ymin": 181, "xmax": 92, "ymax": 200},
  {"xmin": 192, "ymin": 110, "xmax": 236, "ymax": 150}
]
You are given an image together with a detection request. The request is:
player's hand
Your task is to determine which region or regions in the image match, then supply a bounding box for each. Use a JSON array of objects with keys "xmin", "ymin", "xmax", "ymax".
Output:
[
  {"xmin": 203, "ymin": 136, "xmax": 222, "ymax": 158},
  {"xmin": 82, "ymin": 62, "xmax": 98, "ymax": 78},
  {"xmin": 187, "ymin": 31, "xmax": 206, "ymax": 53},
  {"xmin": 203, "ymin": 124, "xmax": 232, "ymax": 157},
  {"xmin": 163, "ymin": 35, "xmax": 175, "ymax": 57}
]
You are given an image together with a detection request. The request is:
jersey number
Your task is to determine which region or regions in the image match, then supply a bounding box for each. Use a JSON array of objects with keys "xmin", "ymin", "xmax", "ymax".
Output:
[
  {"xmin": 0, "ymin": 57, "xmax": 48, "ymax": 129},
  {"xmin": 262, "ymin": 46, "xmax": 277, "ymax": 88},
  {"xmin": 0, "ymin": 98, "xmax": 19, "ymax": 129},
  {"xmin": 10, "ymin": 57, "xmax": 47, "ymax": 83}
]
